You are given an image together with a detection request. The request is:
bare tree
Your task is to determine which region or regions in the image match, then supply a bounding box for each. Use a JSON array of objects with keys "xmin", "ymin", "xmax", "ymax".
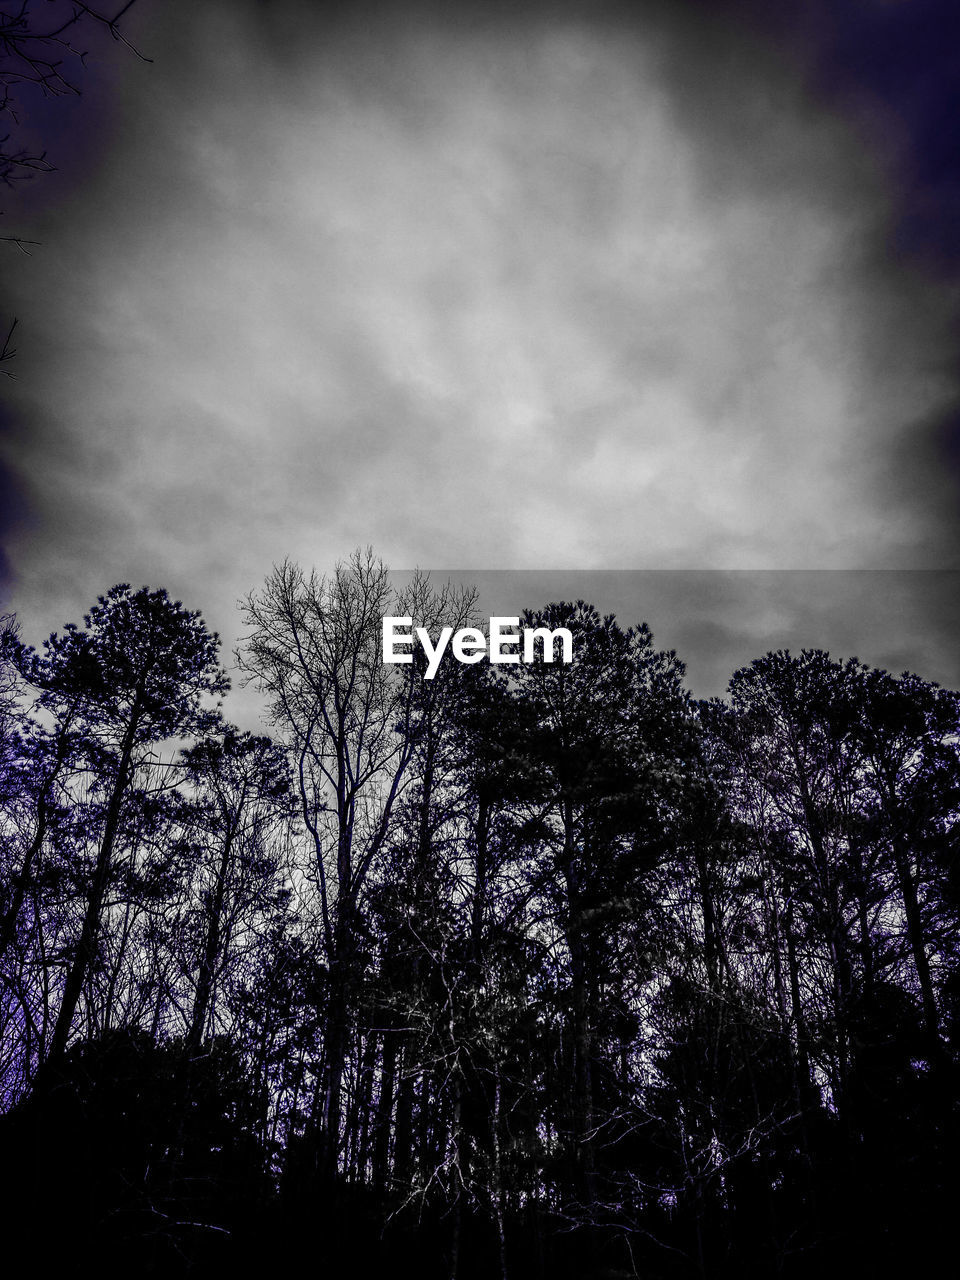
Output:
[{"xmin": 238, "ymin": 549, "xmax": 475, "ymax": 1178}]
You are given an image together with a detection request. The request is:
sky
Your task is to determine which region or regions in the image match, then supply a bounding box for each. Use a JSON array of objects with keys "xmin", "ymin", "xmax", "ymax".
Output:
[{"xmin": 1, "ymin": 0, "xmax": 958, "ymax": 702}]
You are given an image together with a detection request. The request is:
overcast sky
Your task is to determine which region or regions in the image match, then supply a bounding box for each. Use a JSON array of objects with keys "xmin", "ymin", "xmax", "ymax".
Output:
[{"xmin": 1, "ymin": 0, "xmax": 958, "ymax": 702}]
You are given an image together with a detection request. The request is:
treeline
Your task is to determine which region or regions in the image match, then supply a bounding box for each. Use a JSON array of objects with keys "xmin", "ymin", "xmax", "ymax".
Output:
[{"xmin": 0, "ymin": 551, "xmax": 958, "ymax": 1278}]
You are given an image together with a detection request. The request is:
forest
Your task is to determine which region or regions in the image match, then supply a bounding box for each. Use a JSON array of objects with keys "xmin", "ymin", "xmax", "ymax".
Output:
[{"xmin": 0, "ymin": 550, "xmax": 957, "ymax": 1278}]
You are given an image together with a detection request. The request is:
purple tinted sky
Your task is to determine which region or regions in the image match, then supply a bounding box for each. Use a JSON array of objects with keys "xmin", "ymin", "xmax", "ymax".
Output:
[{"xmin": 0, "ymin": 0, "xmax": 958, "ymax": 704}]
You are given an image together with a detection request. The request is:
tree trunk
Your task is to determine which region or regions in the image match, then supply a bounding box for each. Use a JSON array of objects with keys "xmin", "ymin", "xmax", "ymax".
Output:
[
  {"xmin": 187, "ymin": 822, "xmax": 236, "ymax": 1052},
  {"xmin": 48, "ymin": 701, "xmax": 141, "ymax": 1062},
  {"xmin": 0, "ymin": 798, "xmax": 47, "ymax": 962}
]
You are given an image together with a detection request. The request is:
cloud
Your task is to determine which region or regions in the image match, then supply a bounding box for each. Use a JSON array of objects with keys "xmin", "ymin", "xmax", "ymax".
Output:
[{"xmin": 1, "ymin": 0, "xmax": 957, "ymax": 690}]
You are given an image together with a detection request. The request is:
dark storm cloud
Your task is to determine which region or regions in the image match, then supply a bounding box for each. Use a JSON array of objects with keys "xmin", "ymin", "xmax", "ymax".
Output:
[
  {"xmin": 1, "ymin": 0, "xmax": 958, "ymax": 700},
  {"xmin": 706, "ymin": 0, "xmax": 960, "ymax": 550},
  {"xmin": 732, "ymin": 0, "xmax": 960, "ymax": 269}
]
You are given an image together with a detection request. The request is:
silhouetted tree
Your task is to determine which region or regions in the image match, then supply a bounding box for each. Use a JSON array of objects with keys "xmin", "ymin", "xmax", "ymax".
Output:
[
  {"xmin": 7, "ymin": 585, "xmax": 227, "ymax": 1062},
  {"xmin": 0, "ymin": 563, "xmax": 958, "ymax": 1277}
]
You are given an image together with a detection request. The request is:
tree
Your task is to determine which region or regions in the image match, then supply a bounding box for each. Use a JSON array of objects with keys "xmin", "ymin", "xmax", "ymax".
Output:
[
  {"xmin": 508, "ymin": 602, "xmax": 697, "ymax": 1239},
  {"xmin": 6, "ymin": 585, "xmax": 228, "ymax": 1062},
  {"xmin": 849, "ymin": 665, "xmax": 960, "ymax": 1057},
  {"xmin": 703, "ymin": 649, "xmax": 960, "ymax": 1273},
  {"xmin": 178, "ymin": 727, "xmax": 293, "ymax": 1053},
  {"xmin": 1, "ymin": 1, "xmax": 148, "ymax": 195},
  {"xmin": 238, "ymin": 550, "xmax": 474, "ymax": 1180},
  {"xmin": 3, "ymin": 568, "xmax": 960, "ymax": 1274}
]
